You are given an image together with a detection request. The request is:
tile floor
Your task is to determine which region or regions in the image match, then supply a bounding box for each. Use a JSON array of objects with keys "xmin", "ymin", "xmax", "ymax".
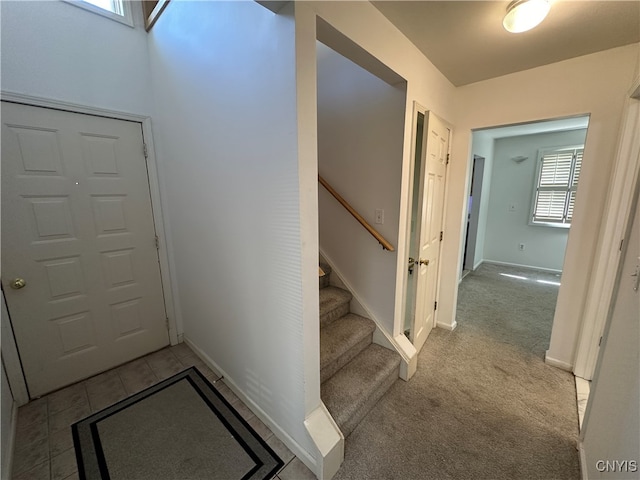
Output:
[{"xmin": 10, "ymin": 343, "xmax": 316, "ymax": 480}]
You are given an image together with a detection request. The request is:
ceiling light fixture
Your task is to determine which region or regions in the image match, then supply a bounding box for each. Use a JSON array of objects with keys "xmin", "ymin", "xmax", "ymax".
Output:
[{"xmin": 503, "ymin": 0, "xmax": 550, "ymax": 33}]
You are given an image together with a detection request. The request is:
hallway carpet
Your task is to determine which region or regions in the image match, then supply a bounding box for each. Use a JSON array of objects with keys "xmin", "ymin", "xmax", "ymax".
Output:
[{"xmin": 333, "ymin": 264, "xmax": 580, "ymax": 480}]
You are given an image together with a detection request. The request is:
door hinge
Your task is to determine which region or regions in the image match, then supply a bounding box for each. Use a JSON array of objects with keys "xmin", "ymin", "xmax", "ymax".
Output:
[
  {"xmin": 598, "ymin": 336, "xmax": 602, "ymax": 347},
  {"xmin": 166, "ymin": 317, "xmax": 170, "ymax": 331},
  {"xmin": 619, "ymin": 239, "xmax": 624, "ymax": 251},
  {"xmin": 440, "ymin": 231, "xmax": 443, "ymax": 242},
  {"xmin": 446, "ymin": 153, "xmax": 450, "ymax": 165},
  {"xmin": 155, "ymin": 235, "xmax": 159, "ymax": 250},
  {"xmin": 143, "ymin": 143, "xmax": 148, "ymax": 158},
  {"xmin": 434, "ymin": 301, "xmax": 438, "ymax": 311}
]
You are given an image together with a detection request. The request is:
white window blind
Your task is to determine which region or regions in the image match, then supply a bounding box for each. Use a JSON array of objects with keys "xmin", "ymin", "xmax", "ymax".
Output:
[{"xmin": 532, "ymin": 147, "xmax": 583, "ymax": 226}]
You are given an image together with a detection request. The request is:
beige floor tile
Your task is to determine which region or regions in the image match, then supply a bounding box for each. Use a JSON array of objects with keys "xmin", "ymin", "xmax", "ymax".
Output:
[
  {"xmin": 49, "ymin": 427, "xmax": 74, "ymax": 458},
  {"xmin": 195, "ymin": 364, "xmax": 221, "ymax": 384},
  {"xmin": 278, "ymin": 458, "xmax": 316, "ymax": 480},
  {"xmin": 86, "ymin": 373, "xmax": 127, "ymax": 412},
  {"xmin": 266, "ymin": 435, "xmax": 295, "ymax": 467},
  {"xmin": 247, "ymin": 415, "xmax": 273, "ymax": 441},
  {"xmin": 47, "ymin": 383, "xmax": 88, "ymax": 416},
  {"xmin": 168, "ymin": 342, "xmax": 194, "ymax": 359},
  {"xmin": 117, "ymin": 358, "xmax": 158, "ymax": 395},
  {"xmin": 84, "ymin": 370, "xmax": 118, "ymax": 388},
  {"xmin": 16, "ymin": 398, "xmax": 48, "ymax": 429},
  {"xmin": 12, "ymin": 436, "xmax": 49, "ymax": 476},
  {"xmin": 178, "ymin": 352, "xmax": 205, "ymax": 369},
  {"xmin": 14, "ymin": 418, "xmax": 48, "ymax": 452},
  {"xmin": 12, "ymin": 459, "xmax": 50, "ymax": 480},
  {"xmin": 233, "ymin": 401, "xmax": 255, "ymax": 421},
  {"xmin": 145, "ymin": 349, "xmax": 184, "ymax": 380},
  {"xmin": 50, "ymin": 448, "xmax": 77, "ymax": 480},
  {"xmin": 215, "ymin": 381, "xmax": 241, "ymax": 405},
  {"xmin": 48, "ymin": 403, "xmax": 90, "ymax": 434}
]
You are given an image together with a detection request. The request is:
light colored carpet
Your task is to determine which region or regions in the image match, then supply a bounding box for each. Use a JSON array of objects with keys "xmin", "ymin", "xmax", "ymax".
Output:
[{"xmin": 333, "ymin": 263, "xmax": 580, "ymax": 480}]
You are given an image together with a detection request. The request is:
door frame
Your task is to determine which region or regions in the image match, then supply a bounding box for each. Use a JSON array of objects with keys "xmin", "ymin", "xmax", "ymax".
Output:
[
  {"xmin": 400, "ymin": 101, "xmax": 427, "ymax": 343},
  {"xmin": 400, "ymin": 102, "xmax": 452, "ymax": 349},
  {"xmin": 0, "ymin": 91, "xmax": 180, "ymax": 402},
  {"xmin": 463, "ymin": 155, "xmax": 485, "ymax": 272},
  {"xmin": 572, "ymin": 80, "xmax": 640, "ymax": 379}
]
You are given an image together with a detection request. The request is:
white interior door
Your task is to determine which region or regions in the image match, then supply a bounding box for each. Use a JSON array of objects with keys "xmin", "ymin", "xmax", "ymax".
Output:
[
  {"xmin": 411, "ymin": 111, "xmax": 450, "ymax": 353},
  {"xmin": 1, "ymin": 102, "xmax": 169, "ymax": 397}
]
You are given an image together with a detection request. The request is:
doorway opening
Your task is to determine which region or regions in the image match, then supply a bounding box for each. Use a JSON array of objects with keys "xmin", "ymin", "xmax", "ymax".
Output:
[
  {"xmin": 457, "ymin": 115, "xmax": 590, "ymax": 352},
  {"xmin": 462, "ymin": 155, "xmax": 485, "ymax": 276},
  {"xmin": 402, "ymin": 106, "xmax": 450, "ymax": 351}
]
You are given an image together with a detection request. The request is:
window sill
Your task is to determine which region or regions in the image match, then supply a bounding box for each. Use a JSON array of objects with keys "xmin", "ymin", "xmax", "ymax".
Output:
[{"xmin": 529, "ymin": 221, "xmax": 571, "ymax": 229}]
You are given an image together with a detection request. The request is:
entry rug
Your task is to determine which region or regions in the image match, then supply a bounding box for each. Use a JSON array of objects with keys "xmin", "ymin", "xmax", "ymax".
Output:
[{"xmin": 72, "ymin": 367, "xmax": 283, "ymax": 480}]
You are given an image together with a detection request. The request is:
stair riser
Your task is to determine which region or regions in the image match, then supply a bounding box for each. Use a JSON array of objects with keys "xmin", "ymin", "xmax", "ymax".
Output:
[
  {"xmin": 321, "ymin": 334, "xmax": 373, "ymax": 383},
  {"xmin": 340, "ymin": 364, "xmax": 400, "ymax": 438},
  {"xmin": 320, "ymin": 302, "xmax": 350, "ymax": 327},
  {"xmin": 319, "ymin": 274, "xmax": 330, "ymax": 289}
]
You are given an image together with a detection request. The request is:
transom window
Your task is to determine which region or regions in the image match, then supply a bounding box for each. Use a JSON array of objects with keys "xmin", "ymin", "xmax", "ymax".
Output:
[
  {"xmin": 531, "ymin": 146, "xmax": 583, "ymax": 227},
  {"xmin": 64, "ymin": 0, "xmax": 133, "ymax": 27},
  {"xmin": 83, "ymin": 0, "xmax": 125, "ymax": 16}
]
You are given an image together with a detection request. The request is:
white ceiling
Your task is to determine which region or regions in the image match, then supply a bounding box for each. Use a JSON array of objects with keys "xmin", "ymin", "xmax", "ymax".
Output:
[{"xmin": 372, "ymin": 1, "xmax": 640, "ymax": 86}]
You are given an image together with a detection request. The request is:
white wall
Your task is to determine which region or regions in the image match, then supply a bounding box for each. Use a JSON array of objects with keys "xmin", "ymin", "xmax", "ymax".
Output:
[
  {"xmin": 146, "ymin": 0, "xmax": 320, "ymax": 466},
  {"xmin": 483, "ymin": 129, "xmax": 588, "ymax": 271},
  {"xmin": 295, "ymin": 1, "xmax": 456, "ymax": 342},
  {"xmin": 581, "ymin": 196, "xmax": 639, "ymax": 479},
  {"xmin": 1, "ymin": 361, "xmax": 14, "ymax": 480},
  {"xmin": 317, "ymin": 41, "xmax": 406, "ymax": 332},
  {"xmin": 442, "ymin": 44, "xmax": 640, "ymax": 369},
  {"xmin": 0, "ymin": 0, "xmax": 153, "ymax": 115}
]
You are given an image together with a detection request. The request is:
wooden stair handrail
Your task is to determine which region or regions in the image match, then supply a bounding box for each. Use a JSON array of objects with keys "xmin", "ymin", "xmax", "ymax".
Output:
[{"xmin": 318, "ymin": 175, "xmax": 395, "ymax": 252}]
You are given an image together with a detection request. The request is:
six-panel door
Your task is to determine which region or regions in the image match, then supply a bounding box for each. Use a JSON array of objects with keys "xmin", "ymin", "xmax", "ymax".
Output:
[{"xmin": 1, "ymin": 102, "xmax": 169, "ymax": 397}]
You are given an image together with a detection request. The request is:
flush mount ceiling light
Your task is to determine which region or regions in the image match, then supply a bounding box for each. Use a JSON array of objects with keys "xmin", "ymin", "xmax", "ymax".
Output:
[{"xmin": 503, "ymin": 0, "xmax": 550, "ymax": 33}]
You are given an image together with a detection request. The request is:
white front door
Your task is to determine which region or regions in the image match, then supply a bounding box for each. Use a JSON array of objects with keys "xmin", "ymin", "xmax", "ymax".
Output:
[
  {"xmin": 411, "ymin": 111, "xmax": 450, "ymax": 353},
  {"xmin": 1, "ymin": 102, "xmax": 169, "ymax": 397}
]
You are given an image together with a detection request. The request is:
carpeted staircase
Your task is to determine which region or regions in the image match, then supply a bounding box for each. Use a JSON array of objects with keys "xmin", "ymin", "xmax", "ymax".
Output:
[{"xmin": 319, "ymin": 263, "xmax": 401, "ymax": 437}]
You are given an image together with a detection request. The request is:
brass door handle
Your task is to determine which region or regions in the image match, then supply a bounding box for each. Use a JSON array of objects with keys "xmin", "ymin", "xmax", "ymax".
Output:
[
  {"xmin": 10, "ymin": 278, "xmax": 26, "ymax": 289},
  {"xmin": 419, "ymin": 259, "xmax": 429, "ymax": 266}
]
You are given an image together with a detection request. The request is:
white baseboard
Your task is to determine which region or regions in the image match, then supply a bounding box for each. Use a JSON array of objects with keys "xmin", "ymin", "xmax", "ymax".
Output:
[
  {"xmin": 483, "ymin": 260, "xmax": 563, "ymax": 274},
  {"xmin": 545, "ymin": 351, "xmax": 573, "ymax": 371},
  {"xmin": 578, "ymin": 441, "xmax": 588, "ymax": 480},
  {"xmin": 437, "ymin": 320, "xmax": 457, "ymax": 331},
  {"xmin": 182, "ymin": 337, "xmax": 323, "ymax": 478}
]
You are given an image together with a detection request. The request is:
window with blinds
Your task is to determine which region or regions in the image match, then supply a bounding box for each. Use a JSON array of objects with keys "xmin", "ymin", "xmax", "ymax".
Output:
[{"xmin": 531, "ymin": 146, "xmax": 583, "ymax": 226}]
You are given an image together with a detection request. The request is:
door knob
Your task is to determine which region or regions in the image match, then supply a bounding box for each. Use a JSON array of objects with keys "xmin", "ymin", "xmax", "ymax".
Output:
[
  {"xmin": 10, "ymin": 278, "xmax": 26, "ymax": 289},
  {"xmin": 419, "ymin": 259, "xmax": 430, "ymax": 266}
]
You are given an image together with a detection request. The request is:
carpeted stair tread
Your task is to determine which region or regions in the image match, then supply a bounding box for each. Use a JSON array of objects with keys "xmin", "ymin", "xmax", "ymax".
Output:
[
  {"xmin": 319, "ymin": 263, "xmax": 332, "ymax": 289},
  {"xmin": 320, "ymin": 286, "xmax": 352, "ymax": 327},
  {"xmin": 321, "ymin": 343, "xmax": 400, "ymax": 437},
  {"xmin": 320, "ymin": 314, "xmax": 375, "ymax": 383}
]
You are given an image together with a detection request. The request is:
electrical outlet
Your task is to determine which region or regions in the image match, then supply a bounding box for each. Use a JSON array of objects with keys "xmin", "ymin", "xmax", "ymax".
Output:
[
  {"xmin": 519, "ymin": 243, "xmax": 525, "ymax": 251},
  {"xmin": 375, "ymin": 209, "xmax": 384, "ymax": 225}
]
